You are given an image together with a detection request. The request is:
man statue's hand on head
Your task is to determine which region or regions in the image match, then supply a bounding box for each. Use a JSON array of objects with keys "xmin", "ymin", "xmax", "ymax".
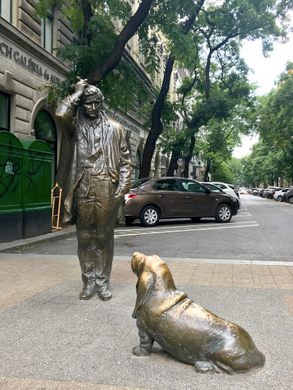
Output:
[{"xmin": 75, "ymin": 77, "xmax": 89, "ymax": 95}]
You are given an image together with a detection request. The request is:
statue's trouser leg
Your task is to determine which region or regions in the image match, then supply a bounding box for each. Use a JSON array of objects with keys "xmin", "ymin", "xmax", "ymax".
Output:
[
  {"xmin": 133, "ymin": 318, "xmax": 154, "ymax": 356},
  {"xmin": 76, "ymin": 197, "xmax": 97, "ymax": 299},
  {"xmin": 76, "ymin": 176, "xmax": 119, "ymax": 299}
]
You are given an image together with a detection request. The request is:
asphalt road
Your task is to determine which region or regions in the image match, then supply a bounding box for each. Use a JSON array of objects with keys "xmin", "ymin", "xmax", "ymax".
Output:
[{"xmin": 13, "ymin": 195, "xmax": 293, "ymax": 262}]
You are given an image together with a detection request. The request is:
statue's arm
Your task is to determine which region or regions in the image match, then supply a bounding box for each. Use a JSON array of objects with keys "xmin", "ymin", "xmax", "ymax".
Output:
[
  {"xmin": 55, "ymin": 94, "xmax": 78, "ymax": 121},
  {"xmin": 117, "ymin": 131, "xmax": 132, "ymax": 196},
  {"xmin": 55, "ymin": 78, "xmax": 88, "ymax": 125}
]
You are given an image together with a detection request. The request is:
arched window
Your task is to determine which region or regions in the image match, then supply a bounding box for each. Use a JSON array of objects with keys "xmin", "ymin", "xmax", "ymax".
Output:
[{"xmin": 33, "ymin": 110, "xmax": 57, "ymax": 184}]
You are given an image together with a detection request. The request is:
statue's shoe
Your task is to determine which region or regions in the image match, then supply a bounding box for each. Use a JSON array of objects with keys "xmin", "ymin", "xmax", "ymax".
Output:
[
  {"xmin": 79, "ymin": 287, "xmax": 96, "ymax": 300},
  {"xmin": 132, "ymin": 346, "xmax": 151, "ymax": 356},
  {"xmin": 97, "ymin": 286, "xmax": 112, "ymax": 301}
]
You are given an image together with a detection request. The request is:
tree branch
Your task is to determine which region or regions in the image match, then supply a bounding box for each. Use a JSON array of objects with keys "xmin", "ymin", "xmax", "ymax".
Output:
[{"xmin": 88, "ymin": 0, "xmax": 155, "ymax": 84}]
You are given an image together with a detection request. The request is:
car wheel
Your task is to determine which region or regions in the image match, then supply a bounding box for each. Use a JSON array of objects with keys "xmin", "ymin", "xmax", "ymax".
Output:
[
  {"xmin": 288, "ymin": 196, "xmax": 293, "ymax": 204},
  {"xmin": 191, "ymin": 217, "xmax": 201, "ymax": 222},
  {"xmin": 277, "ymin": 195, "xmax": 283, "ymax": 202},
  {"xmin": 140, "ymin": 206, "xmax": 160, "ymax": 227},
  {"xmin": 125, "ymin": 216, "xmax": 135, "ymax": 226},
  {"xmin": 215, "ymin": 204, "xmax": 232, "ymax": 223}
]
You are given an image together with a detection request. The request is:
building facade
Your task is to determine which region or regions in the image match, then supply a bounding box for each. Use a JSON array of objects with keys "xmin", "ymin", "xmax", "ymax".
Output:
[
  {"xmin": 1, "ymin": 1, "xmax": 198, "ymax": 241},
  {"xmin": 0, "ymin": 1, "xmax": 176, "ymax": 188}
]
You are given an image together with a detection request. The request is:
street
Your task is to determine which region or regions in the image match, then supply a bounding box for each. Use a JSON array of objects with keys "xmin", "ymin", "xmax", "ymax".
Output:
[
  {"xmin": 11, "ymin": 195, "xmax": 293, "ymax": 263},
  {"xmin": 1, "ymin": 195, "xmax": 293, "ymax": 390}
]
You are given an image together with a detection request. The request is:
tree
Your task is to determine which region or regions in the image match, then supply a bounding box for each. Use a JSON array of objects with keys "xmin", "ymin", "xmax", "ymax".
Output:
[
  {"xmin": 165, "ymin": 0, "xmax": 293, "ymax": 177},
  {"xmin": 36, "ymin": 0, "xmax": 159, "ymax": 197},
  {"xmin": 37, "ymin": 0, "xmax": 157, "ymax": 109},
  {"xmin": 138, "ymin": 0, "xmax": 206, "ymax": 178},
  {"xmin": 241, "ymin": 63, "xmax": 293, "ymax": 186}
]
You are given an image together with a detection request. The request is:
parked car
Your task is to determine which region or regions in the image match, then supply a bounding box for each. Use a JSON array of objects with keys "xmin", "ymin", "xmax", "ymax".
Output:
[
  {"xmin": 263, "ymin": 187, "xmax": 281, "ymax": 199},
  {"xmin": 208, "ymin": 181, "xmax": 241, "ymax": 209},
  {"xmin": 239, "ymin": 187, "xmax": 248, "ymax": 195},
  {"xmin": 124, "ymin": 177, "xmax": 238, "ymax": 226},
  {"xmin": 252, "ymin": 188, "xmax": 261, "ymax": 196},
  {"xmin": 284, "ymin": 187, "xmax": 293, "ymax": 204},
  {"xmin": 273, "ymin": 188, "xmax": 290, "ymax": 201}
]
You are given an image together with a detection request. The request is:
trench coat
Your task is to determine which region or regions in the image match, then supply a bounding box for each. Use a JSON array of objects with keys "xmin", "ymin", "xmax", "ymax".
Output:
[{"xmin": 56, "ymin": 100, "xmax": 132, "ymax": 223}]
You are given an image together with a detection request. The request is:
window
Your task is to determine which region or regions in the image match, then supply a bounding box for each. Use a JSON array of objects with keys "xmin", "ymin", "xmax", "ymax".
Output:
[
  {"xmin": 0, "ymin": 0, "xmax": 12, "ymax": 22},
  {"xmin": 215, "ymin": 183, "xmax": 227, "ymax": 190},
  {"xmin": 154, "ymin": 179, "xmax": 178, "ymax": 191},
  {"xmin": 34, "ymin": 110, "xmax": 57, "ymax": 183},
  {"xmin": 181, "ymin": 180, "xmax": 206, "ymax": 193},
  {"xmin": 203, "ymin": 183, "xmax": 222, "ymax": 193},
  {"xmin": 41, "ymin": 9, "xmax": 54, "ymax": 52},
  {"xmin": 0, "ymin": 92, "xmax": 10, "ymax": 131}
]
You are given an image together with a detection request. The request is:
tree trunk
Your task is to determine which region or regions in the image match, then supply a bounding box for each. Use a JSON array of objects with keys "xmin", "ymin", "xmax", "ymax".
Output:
[
  {"xmin": 88, "ymin": 0, "xmax": 155, "ymax": 84},
  {"xmin": 139, "ymin": 2, "xmax": 205, "ymax": 178},
  {"xmin": 139, "ymin": 56, "xmax": 175, "ymax": 178},
  {"xmin": 204, "ymin": 158, "xmax": 211, "ymax": 182},
  {"xmin": 166, "ymin": 149, "xmax": 180, "ymax": 176},
  {"xmin": 183, "ymin": 134, "xmax": 195, "ymax": 177},
  {"xmin": 81, "ymin": 0, "xmax": 93, "ymax": 46}
]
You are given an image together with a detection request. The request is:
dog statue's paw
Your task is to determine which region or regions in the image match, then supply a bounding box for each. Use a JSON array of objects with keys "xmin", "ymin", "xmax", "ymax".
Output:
[
  {"xmin": 194, "ymin": 360, "xmax": 225, "ymax": 374},
  {"xmin": 132, "ymin": 345, "xmax": 151, "ymax": 356}
]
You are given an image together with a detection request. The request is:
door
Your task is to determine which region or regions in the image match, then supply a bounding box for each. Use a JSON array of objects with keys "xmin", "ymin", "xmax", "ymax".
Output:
[
  {"xmin": 178, "ymin": 179, "xmax": 216, "ymax": 217},
  {"xmin": 152, "ymin": 179, "xmax": 182, "ymax": 218}
]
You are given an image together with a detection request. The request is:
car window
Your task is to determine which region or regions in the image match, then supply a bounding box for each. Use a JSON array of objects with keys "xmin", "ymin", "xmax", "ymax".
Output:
[
  {"xmin": 181, "ymin": 180, "xmax": 206, "ymax": 193},
  {"xmin": 154, "ymin": 179, "xmax": 179, "ymax": 191},
  {"xmin": 203, "ymin": 183, "xmax": 222, "ymax": 193},
  {"xmin": 131, "ymin": 178, "xmax": 150, "ymax": 188},
  {"xmin": 214, "ymin": 183, "xmax": 226, "ymax": 190}
]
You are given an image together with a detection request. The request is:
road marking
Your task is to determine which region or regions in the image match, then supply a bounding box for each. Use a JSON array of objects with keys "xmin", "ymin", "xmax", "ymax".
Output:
[
  {"xmin": 115, "ymin": 219, "xmax": 257, "ymax": 233},
  {"xmin": 0, "ymin": 253, "xmax": 292, "ymax": 266},
  {"xmin": 114, "ymin": 223, "xmax": 259, "ymax": 238},
  {"xmin": 112, "ymin": 255, "xmax": 293, "ymax": 266}
]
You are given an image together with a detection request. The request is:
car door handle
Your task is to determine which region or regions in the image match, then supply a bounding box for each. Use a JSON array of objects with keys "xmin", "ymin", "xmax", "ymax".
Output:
[
  {"xmin": 159, "ymin": 194, "xmax": 163, "ymax": 198},
  {"xmin": 185, "ymin": 195, "xmax": 190, "ymax": 199}
]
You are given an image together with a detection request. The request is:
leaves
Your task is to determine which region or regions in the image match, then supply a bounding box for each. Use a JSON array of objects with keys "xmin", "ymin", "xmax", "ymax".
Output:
[{"xmin": 240, "ymin": 63, "xmax": 293, "ymax": 185}]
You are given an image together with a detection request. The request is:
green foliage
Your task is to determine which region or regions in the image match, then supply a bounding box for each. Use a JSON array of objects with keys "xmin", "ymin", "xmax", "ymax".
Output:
[
  {"xmin": 240, "ymin": 63, "xmax": 293, "ymax": 186},
  {"xmin": 36, "ymin": 0, "xmax": 151, "ymax": 111},
  {"xmin": 162, "ymin": 0, "xmax": 292, "ymax": 176}
]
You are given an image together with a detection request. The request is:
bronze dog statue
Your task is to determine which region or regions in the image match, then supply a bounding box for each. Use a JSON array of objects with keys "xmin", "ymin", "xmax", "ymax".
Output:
[{"xmin": 131, "ymin": 252, "xmax": 265, "ymax": 374}]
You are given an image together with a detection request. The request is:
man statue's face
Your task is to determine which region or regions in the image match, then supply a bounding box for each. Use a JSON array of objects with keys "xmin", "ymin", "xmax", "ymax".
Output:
[{"xmin": 83, "ymin": 96, "xmax": 102, "ymax": 118}]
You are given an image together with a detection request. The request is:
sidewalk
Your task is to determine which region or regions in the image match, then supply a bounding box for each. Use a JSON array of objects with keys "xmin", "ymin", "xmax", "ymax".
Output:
[
  {"xmin": 0, "ymin": 249, "xmax": 293, "ymax": 389},
  {"xmin": 0, "ymin": 226, "xmax": 76, "ymax": 253}
]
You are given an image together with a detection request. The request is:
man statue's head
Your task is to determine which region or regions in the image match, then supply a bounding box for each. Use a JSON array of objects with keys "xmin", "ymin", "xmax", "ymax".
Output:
[{"xmin": 81, "ymin": 85, "xmax": 104, "ymax": 118}]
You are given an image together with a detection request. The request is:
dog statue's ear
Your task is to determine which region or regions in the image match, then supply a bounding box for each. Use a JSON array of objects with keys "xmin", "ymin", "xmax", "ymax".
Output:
[
  {"xmin": 131, "ymin": 252, "xmax": 146, "ymax": 276},
  {"xmin": 132, "ymin": 271, "xmax": 154, "ymax": 318}
]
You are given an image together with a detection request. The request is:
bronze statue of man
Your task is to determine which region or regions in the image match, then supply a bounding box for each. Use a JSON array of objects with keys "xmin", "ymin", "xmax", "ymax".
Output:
[{"xmin": 56, "ymin": 78, "xmax": 131, "ymax": 301}]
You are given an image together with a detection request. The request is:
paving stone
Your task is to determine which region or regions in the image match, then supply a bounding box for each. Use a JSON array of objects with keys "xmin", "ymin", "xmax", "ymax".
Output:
[{"xmin": 1, "ymin": 255, "xmax": 293, "ymax": 390}]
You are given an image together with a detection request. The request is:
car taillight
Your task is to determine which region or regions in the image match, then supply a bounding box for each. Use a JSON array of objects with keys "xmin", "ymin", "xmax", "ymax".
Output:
[{"xmin": 124, "ymin": 193, "xmax": 136, "ymax": 204}]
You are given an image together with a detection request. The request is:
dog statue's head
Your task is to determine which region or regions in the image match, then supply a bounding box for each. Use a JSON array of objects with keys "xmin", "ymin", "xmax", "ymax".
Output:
[
  {"xmin": 131, "ymin": 252, "xmax": 178, "ymax": 318},
  {"xmin": 131, "ymin": 251, "xmax": 146, "ymax": 277}
]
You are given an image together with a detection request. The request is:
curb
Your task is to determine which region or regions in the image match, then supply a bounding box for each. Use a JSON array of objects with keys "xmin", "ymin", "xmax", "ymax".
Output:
[{"xmin": 0, "ymin": 226, "xmax": 76, "ymax": 253}]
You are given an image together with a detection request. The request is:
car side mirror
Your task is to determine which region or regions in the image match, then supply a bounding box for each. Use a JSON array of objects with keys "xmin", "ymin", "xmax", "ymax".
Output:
[{"xmin": 205, "ymin": 187, "xmax": 211, "ymax": 194}]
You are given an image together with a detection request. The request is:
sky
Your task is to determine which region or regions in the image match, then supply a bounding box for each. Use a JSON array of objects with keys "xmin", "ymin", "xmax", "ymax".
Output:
[{"xmin": 232, "ymin": 28, "xmax": 293, "ymax": 158}]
